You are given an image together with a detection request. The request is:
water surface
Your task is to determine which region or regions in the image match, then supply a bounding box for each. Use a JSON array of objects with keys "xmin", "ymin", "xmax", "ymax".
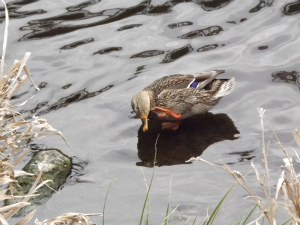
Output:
[{"xmin": 1, "ymin": 0, "xmax": 300, "ymax": 224}]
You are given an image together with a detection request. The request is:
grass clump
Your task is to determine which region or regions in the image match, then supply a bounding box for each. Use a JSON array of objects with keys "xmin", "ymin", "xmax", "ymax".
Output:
[
  {"xmin": 0, "ymin": 1, "xmax": 100, "ymax": 224},
  {"xmin": 34, "ymin": 213, "xmax": 102, "ymax": 225},
  {"xmin": 139, "ymin": 134, "xmax": 240, "ymax": 225},
  {"xmin": 202, "ymin": 183, "xmax": 236, "ymax": 225},
  {"xmin": 189, "ymin": 108, "xmax": 300, "ymax": 224}
]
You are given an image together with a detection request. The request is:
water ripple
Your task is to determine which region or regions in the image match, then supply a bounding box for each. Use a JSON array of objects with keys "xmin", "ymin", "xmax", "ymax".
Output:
[
  {"xmin": 19, "ymin": 0, "xmax": 151, "ymax": 40},
  {"xmin": 93, "ymin": 47, "xmax": 122, "ymax": 55},
  {"xmin": 117, "ymin": 24, "xmax": 143, "ymax": 31},
  {"xmin": 60, "ymin": 38, "xmax": 94, "ymax": 50},
  {"xmin": 130, "ymin": 50, "xmax": 165, "ymax": 58},
  {"xmin": 249, "ymin": 0, "xmax": 274, "ymax": 13},
  {"xmin": 272, "ymin": 71, "xmax": 300, "ymax": 89},
  {"xmin": 282, "ymin": 0, "xmax": 300, "ymax": 15},
  {"xmin": 161, "ymin": 44, "xmax": 193, "ymax": 63},
  {"xmin": 20, "ymin": 85, "xmax": 114, "ymax": 116},
  {"xmin": 168, "ymin": 21, "xmax": 193, "ymax": 29},
  {"xmin": 0, "ymin": 0, "xmax": 46, "ymax": 23},
  {"xmin": 178, "ymin": 26, "xmax": 223, "ymax": 39},
  {"xmin": 15, "ymin": 0, "xmax": 236, "ymax": 41}
]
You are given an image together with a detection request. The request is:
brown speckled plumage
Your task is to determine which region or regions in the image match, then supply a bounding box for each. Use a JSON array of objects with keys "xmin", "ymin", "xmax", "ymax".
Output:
[{"xmin": 131, "ymin": 70, "xmax": 235, "ymax": 130}]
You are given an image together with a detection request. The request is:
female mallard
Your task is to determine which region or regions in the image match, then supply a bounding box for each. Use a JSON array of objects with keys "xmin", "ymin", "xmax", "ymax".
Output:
[{"xmin": 131, "ymin": 70, "xmax": 235, "ymax": 132}]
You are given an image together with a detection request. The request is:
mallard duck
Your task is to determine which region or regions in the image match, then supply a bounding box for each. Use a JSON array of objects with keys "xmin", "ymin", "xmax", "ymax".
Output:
[{"xmin": 131, "ymin": 70, "xmax": 235, "ymax": 132}]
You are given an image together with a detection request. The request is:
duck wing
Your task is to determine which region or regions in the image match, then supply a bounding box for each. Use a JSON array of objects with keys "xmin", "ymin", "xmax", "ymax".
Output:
[
  {"xmin": 144, "ymin": 74, "xmax": 195, "ymax": 95},
  {"xmin": 154, "ymin": 88, "xmax": 213, "ymax": 116},
  {"xmin": 156, "ymin": 76, "xmax": 234, "ymax": 110},
  {"xmin": 192, "ymin": 70, "xmax": 225, "ymax": 89},
  {"xmin": 144, "ymin": 70, "xmax": 225, "ymax": 95},
  {"xmin": 157, "ymin": 88, "xmax": 210, "ymax": 107}
]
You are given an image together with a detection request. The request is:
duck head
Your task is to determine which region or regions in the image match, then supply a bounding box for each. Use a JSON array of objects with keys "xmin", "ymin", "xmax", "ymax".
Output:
[{"xmin": 131, "ymin": 91, "xmax": 151, "ymax": 132}]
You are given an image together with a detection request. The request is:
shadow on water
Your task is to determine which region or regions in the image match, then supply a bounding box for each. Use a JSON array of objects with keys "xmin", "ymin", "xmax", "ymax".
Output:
[
  {"xmin": 93, "ymin": 47, "xmax": 122, "ymax": 55},
  {"xmin": 249, "ymin": 0, "xmax": 274, "ymax": 13},
  {"xmin": 2, "ymin": 0, "xmax": 298, "ymax": 27},
  {"xmin": 272, "ymin": 71, "xmax": 300, "ymax": 90},
  {"xmin": 13, "ymin": 0, "xmax": 235, "ymax": 41},
  {"xmin": 161, "ymin": 44, "xmax": 194, "ymax": 63},
  {"xmin": 131, "ymin": 50, "xmax": 165, "ymax": 59},
  {"xmin": 0, "ymin": 0, "xmax": 46, "ymax": 23},
  {"xmin": 178, "ymin": 26, "xmax": 223, "ymax": 39},
  {"xmin": 249, "ymin": 0, "xmax": 300, "ymax": 15},
  {"xmin": 281, "ymin": 0, "xmax": 300, "ymax": 15},
  {"xmin": 7, "ymin": 0, "xmax": 299, "ymax": 68},
  {"xmin": 60, "ymin": 38, "xmax": 94, "ymax": 50},
  {"xmin": 1, "ymin": 0, "xmax": 299, "ymax": 62},
  {"xmin": 117, "ymin": 23, "xmax": 143, "ymax": 31},
  {"xmin": 18, "ymin": 85, "xmax": 114, "ymax": 116},
  {"xmin": 227, "ymin": 150, "xmax": 256, "ymax": 164},
  {"xmin": 18, "ymin": 0, "xmax": 151, "ymax": 41},
  {"xmin": 136, "ymin": 112, "xmax": 239, "ymax": 167},
  {"xmin": 168, "ymin": 21, "xmax": 193, "ymax": 29}
]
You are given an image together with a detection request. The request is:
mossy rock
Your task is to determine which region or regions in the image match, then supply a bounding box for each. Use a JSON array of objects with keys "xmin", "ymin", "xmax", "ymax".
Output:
[{"xmin": 6, "ymin": 149, "xmax": 72, "ymax": 216}]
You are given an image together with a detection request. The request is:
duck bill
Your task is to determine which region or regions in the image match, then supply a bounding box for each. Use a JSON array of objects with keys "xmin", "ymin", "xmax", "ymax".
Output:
[{"xmin": 140, "ymin": 115, "xmax": 148, "ymax": 132}]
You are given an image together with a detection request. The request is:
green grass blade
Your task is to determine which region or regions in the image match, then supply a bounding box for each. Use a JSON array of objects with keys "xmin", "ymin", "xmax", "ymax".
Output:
[
  {"xmin": 161, "ymin": 205, "xmax": 180, "ymax": 225},
  {"xmin": 139, "ymin": 134, "xmax": 159, "ymax": 225},
  {"xmin": 146, "ymin": 197, "xmax": 150, "ymax": 225},
  {"xmin": 139, "ymin": 162, "xmax": 155, "ymax": 225},
  {"xmin": 162, "ymin": 176, "xmax": 172, "ymax": 225},
  {"xmin": 203, "ymin": 183, "xmax": 236, "ymax": 225},
  {"xmin": 192, "ymin": 216, "xmax": 197, "ymax": 225},
  {"xmin": 102, "ymin": 179, "xmax": 113, "ymax": 225},
  {"xmin": 146, "ymin": 203, "xmax": 150, "ymax": 225},
  {"xmin": 241, "ymin": 203, "xmax": 258, "ymax": 225},
  {"xmin": 282, "ymin": 218, "xmax": 292, "ymax": 225},
  {"xmin": 164, "ymin": 203, "xmax": 170, "ymax": 225}
]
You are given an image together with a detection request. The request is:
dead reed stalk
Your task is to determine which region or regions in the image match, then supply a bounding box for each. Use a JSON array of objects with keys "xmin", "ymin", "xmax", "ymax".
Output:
[
  {"xmin": 188, "ymin": 108, "xmax": 300, "ymax": 224},
  {"xmin": 0, "ymin": 1, "xmax": 99, "ymax": 224}
]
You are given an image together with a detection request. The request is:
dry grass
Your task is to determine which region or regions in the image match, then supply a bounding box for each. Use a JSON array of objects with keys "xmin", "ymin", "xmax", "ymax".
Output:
[
  {"xmin": 0, "ymin": 1, "xmax": 100, "ymax": 224},
  {"xmin": 34, "ymin": 213, "xmax": 102, "ymax": 225},
  {"xmin": 188, "ymin": 108, "xmax": 300, "ymax": 224}
]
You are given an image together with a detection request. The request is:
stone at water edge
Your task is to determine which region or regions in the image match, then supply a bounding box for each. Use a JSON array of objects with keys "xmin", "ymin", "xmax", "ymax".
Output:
[{"xmin": 5, "ymin": 149, "xmax": 72, "ymax": 216}]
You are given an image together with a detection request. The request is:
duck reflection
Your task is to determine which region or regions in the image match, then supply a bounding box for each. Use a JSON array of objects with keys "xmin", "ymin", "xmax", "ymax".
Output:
[{"xmin": 136, "ymin": 113, "xmax": 239, "ymax": 167}]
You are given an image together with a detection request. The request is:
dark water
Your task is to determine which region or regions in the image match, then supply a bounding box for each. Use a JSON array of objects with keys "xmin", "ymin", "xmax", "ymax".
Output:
[{"xmin": 1, "ymin": 0, "xmax": 300, "ymax": 224}]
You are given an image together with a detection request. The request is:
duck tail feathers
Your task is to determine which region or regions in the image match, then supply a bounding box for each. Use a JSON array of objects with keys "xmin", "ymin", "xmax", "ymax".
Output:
[
  {"xmin": 213, "ymin": 77, "xmax": 235, "ymax": 99},
  {"xmin": 193, "ymin": 70, "xmax": 225, "ymax": 89}
]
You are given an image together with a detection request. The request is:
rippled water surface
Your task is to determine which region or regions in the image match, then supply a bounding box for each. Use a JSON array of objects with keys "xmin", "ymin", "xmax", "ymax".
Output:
[{"xmin": 1, "ymin": 0, "xmax": 300, "ymax": 224}]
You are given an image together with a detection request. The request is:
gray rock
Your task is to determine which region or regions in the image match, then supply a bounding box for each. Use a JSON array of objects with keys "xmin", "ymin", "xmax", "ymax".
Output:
[{"xmin": 6, "ymin": 149, "xmax": 72, "ymax": 216}]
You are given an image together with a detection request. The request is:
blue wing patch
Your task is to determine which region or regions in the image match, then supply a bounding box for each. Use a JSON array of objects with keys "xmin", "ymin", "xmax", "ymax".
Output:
[{"xmin": 190, "ymin": 81, "xmax": 199, "ymax": 88}]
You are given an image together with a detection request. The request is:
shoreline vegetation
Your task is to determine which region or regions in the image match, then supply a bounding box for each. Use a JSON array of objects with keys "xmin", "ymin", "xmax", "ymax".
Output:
[
  {"xmin": 0, "ymin": 1, "xmax": 101, "ymax": 224},
  {"xmin": 1, "ymin": 1, "xmax": 300, "ymax": 225},
  {"xmin": 186, "ymin": 109, "xmax": 300, "ymax": 224}
]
